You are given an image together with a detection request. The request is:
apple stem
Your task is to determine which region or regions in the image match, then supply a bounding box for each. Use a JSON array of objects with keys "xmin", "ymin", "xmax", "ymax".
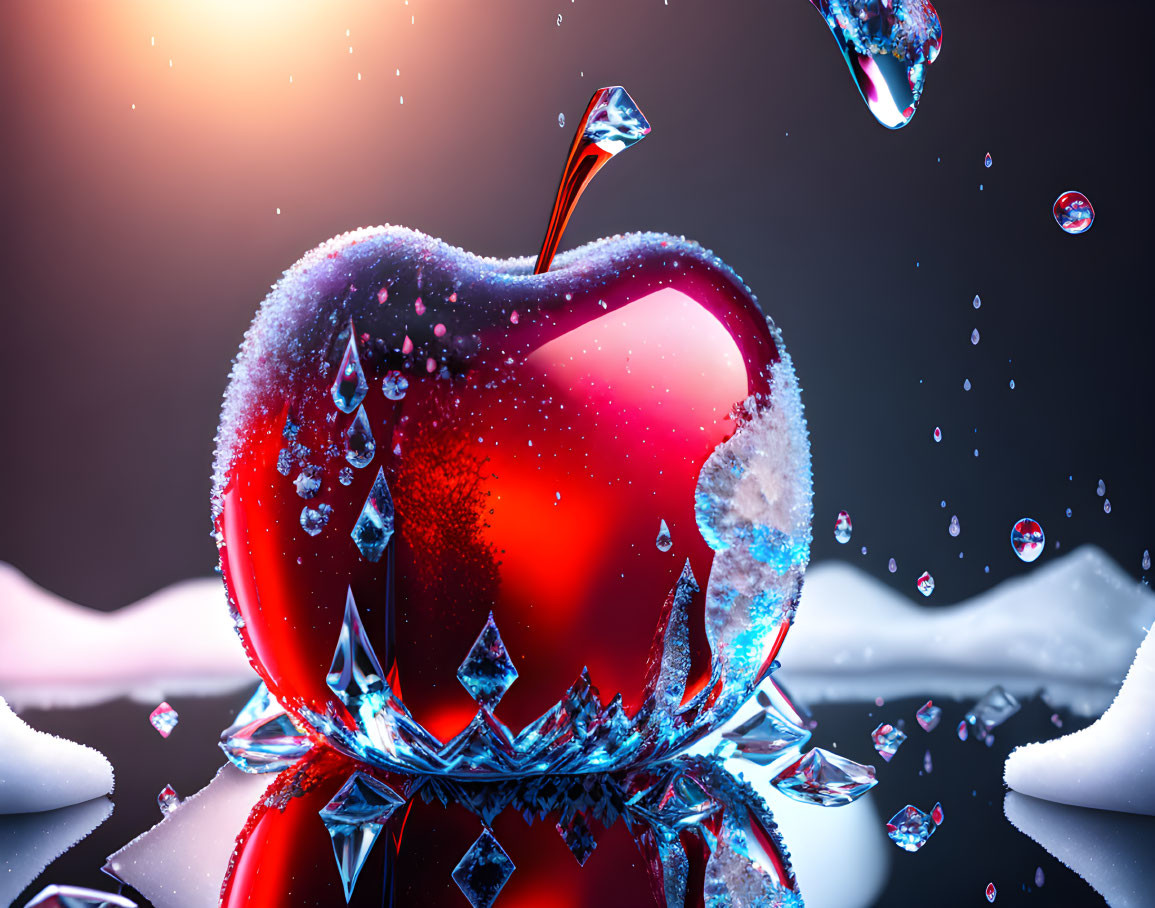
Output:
[{"xmin": 533, "ymin": 86, "xmax": 649, "ymax": 275}]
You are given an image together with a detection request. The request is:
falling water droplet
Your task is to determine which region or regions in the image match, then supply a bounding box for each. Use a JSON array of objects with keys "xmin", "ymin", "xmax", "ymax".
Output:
[
  {"xmin": 332, "ymin": 326, "xmax": 369, "ymax": 414},
  {"xmin": 655, "ymin": 519, "xmax": 673, "ymax": 552},
  {"xmin": 1009, "ymin": 379, "xmax": 1016, "ymax": 389},
  {"xmin": 963, "ymin": 378, "xmax": 972, "ymax": 391},
  {"xmin": 933, "ymin": 426, "xmax": 942, "ymax": 443},
  {"xmin": 1066, "ymin": 508, "xmax": 1072, "ymax": 518},
  {"xmin": 558, "ymin": 112, "xmax": 565, "ymax": 128},
  {"xmin": 948, "ymin": 515, "xmax": 960, "ymax": 537},
  {"xmin": 986, "ymin": 882, "xmax": 997, "ymax": 903},
  {"xmin": 973, "ymin": 294, "xmax": 981, "ymax": 309},
  {"xmin": 1053, "ymin": 191, "xmax": 1094, "ymax": 234},
  {"xmin": 1143, "ymin": 549, "xmax": 1151, "ymax": 571},
  {"xmin": 1096, "ymin": 479, "xmax": 1106, "ymax": 496},
  {"xmin": 834, "ymin": 510, "xmax": 853, "ymax": 544},
  {"xmin": 984, "ymin": 152, "xmax": 992, "ymax": 168},
  {"xmin": 382, "ymin": 371, "xmax": 409, "ymax": 401},
  {"xmin": 808, "ymin": 0, "xmax": 942, "ymax": 129},
  {"xmin": 344, "ymin": 405, "xmax": 376, "ymax": 469},
  {"xmin": 888, "ymin": 557, "xmax": 897, "ymax": 573},
  {"xmin": 1104, "ymin": 498, "xmax": 1112, "ymax": 514},
  {"xmin": 917, "ymin": 572, "xmax": 935, "ymax": 597},
  {"xmin": 1010, "ymin": 518, "xmax": 1045, "ymax": 562},
  {"xmin": 971, "ymin": 328, "xmax": 980, "ymax": 345},
  {"xmin": 1035, "ymin": 867, "xmax": 1045, "ymax": 888}
]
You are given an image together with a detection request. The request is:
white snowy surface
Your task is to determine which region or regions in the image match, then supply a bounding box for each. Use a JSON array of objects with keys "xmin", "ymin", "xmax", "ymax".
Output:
[
  {"xmin": 1005, "ymin": 791, "xmax": 1155, "ymax": 907},
  {"xmin": 777, "ymin": 546, "xmax": 1154, "ymax": 716},
  {"xmin": 105, "ymin": 764, "xmax": 276, "ymax": 908},
  {"xmin": 0, "ymin": 563, "xmax": 255, "ymax": 710},
  {"xmin": 0, "ymin": 797, "xmax": 112, "ymax": 905},
  {"xmin": 1004, "ymin": 626, "xmax": 1155, "ymax": 815},
  {"xmin": 0, "ymin": 697, "xmax": 114, "ymax": 814}
]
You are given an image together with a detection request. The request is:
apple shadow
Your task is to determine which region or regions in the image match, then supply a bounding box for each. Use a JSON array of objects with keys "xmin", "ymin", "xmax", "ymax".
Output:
[{"xmin": 1004, "ymin": 791, "xmax": 1155, "ymax": 907}]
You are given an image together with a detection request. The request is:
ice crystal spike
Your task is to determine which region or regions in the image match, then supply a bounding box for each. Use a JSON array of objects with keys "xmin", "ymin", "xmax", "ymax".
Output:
[
  {"xmin": 720, "ymin": 702, "xmax": 811, "ymax": 765},
  {"xmin": 834, "ymin": 509, "xmax": 852, "ymax": 543},
  {"xmin": 457, "ymin": 613, "xmax": 519, "ymax": 707},
  {"xmin": 332, "ymin": 324, "xmax": 369, "ymax": 413},
  {"xmin": 808, "ymin": 0, "xmax": 942, "ymax": 128},
  {"xmin": 556, "ymin": 811, "xmax": 597, "ymax": 866},
  {"xmin": 351, "ymin": 467, "xmax": 395, "ymax": 561},
  {"xmin": 320, "ymin": 771, "xmax": 405, "ymax": 902},
  {"xmin": 771, "ymin": 747, "xmax": 877, "ymax": 806},
  {"xmin": 1010, "ymin": 518, "xmax": 1045, "ymax": 563},
  {"xmin": 24, "ymin": 885, "xmax": 138, "ymax": 908},
  {"xmin": 655, "ymin": 518, "xmax": 673, "ymax": 552},
  {"xmin": 641, "ymin": 560, "xmax": 697, "ymax": 721},
  {"xmin": 1053, "ymin": 190, "xmax": 1094, "ymax": 234},
  {"xmin": 148, "ymin": 701, "xmax": 178, "ymax": 737},
  {"xmin": 964, "ymin": 685, "xmax": 1021, "ymax": 738},
  {"xmin": 452, "ymin": 828, "xmax": 515, "ymax": 908},
  {"xmin": 344, "ymin": 404, "xmax": 375, "ymax": 469},
  {"xmin": 886, "ymin": 803, "xmax": 939, "ymax": 851},
  {"xmin": 916, "ymin": 700, "xmax": 942, "ymax": 732},
  {"xmin": 871, "ymin": 722, "xmax": 906, "ymax": 761},
  {"xmin": 157, "ymin": 783, "xmax": 179, "ymax": 816},
  {"xmin": 219, "ymin": 682, "xmax": 312, "ymax": 773},
  {"xmin": 327, "ymin": 587, "xmax": 387, "ymax": 706}
]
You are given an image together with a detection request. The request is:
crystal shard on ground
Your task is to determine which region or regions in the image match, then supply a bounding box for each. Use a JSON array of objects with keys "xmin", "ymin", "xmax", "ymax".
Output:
[
  {"xmin": 457, "ymin": 613, "xmax": 519, "ymax": 707},
  {"xmin": 771, "ymin": 747, "xmax": 877, "ymax": 806},
  {"xmin": 452, "ymin": 828, "xmax": 515, "ymax": 908}
]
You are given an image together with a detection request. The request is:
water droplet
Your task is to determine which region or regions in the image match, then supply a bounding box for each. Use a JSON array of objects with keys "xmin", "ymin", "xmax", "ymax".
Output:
[
  {"xmin": 771, "ymin": 748, "xmax": 877, "ymax": 806},
  {"xmin": 933, "ymin": 426, "xmax": 942, "ymax": 443},
  {"xmin": 888, "ymin": 557, "xmax": 897, "ymax": 573},
  {"xmin": 414, "ymin": 298, "xmax": 425, "ymax": 315},
  {"xmin": 294, "ymin": 465, "xmax": 322, "ymax": 499},
  {"xmin": 834, "ymin": 510, "xmax": 853, "ymax": 544},
  {"xmin": 986, "ymin": 881, "xmax": 997, "ymax": 902},
  {"xmin": 948, "ymin": 515, "xmax": 960, "ymax": 537},
  {"xmin": 339, "ymin": 466, "xmax": 354, "ymax": 486},
  {"xmin": 382, "ymin": 371, "xmax": 409, "ymax": 400},
  {"xmin": 557, "ymin": 112, "xmax": 565, "ymax": 128},
  {"xmin": 973, "ymin": 294, "xmax": 981, "ymax": 309},
  {"xmin": 149, "ymin": 702, "xmax": 179, "ymax": 737},
  {"xmin": 1065, "ymin": 507, "xmax": 1072, "ymax": 518},
  {"xmin": 1009, "ymin": 379, "xmax": 1016, "ymax": 389},
  {"xmin": 924, "ymin": 749, "xmax": 933, "ymax": 773},
  {"xmin": 916, "ymin": 701, "xmax": 941, "ymax": 731},
  {"xmin": 971, "ymin": 328, "xmax": 980, "ymax": 345},
  {"xmin": 300, "ymin": 504, "xmax": 332, "ymax": 536},
  {"xmin": 1035, "ymin": 867, "xmax": 1045, "ymax": 888},
  {"xmin": 1143, "ymin": 549, "xmax": 1151, "ymax": 571},
  {"xmin": 351, "ymin": 468, "xmax": 395, "ymax": 561},
  {"xmin": 344, "ymin": 405, "xmax": 375, "ymax": 469},
  {"xmin": 1104, "ymin": 498, "xmax": 1112, "ymax": 514},
  {"xmin": 1053, "ymin": 190, "xmax": 1094, "ymax": 234},
  {"xmin": 963, "ymin": 378, "xmax": 972, "ymax": 391},
  {"xmin": 957, "ymin": 720, "xmax": 968, "ymax": 741},
  {"xmin": 917, "ymin": 571, "xmax": 935, "ymax": 597},
  {"xmin": 984, "ymin": 152, "xmax": 992, "ymax": 168},
  {"xmin": 656, "ymin": 519, "xmax": 673, "ymax": 552},
  {"xmin": 1010, "ymin": 518, "xmax": 1045, "ymax": 562},
  {"xmin": 886, "ymin": 803, "xmax": 940, "ymax": 852},
  {"xmin": 1097, "ymin": 479, "xmax": 1106, "ymax": 496},
  {"xmin": 810, "ymin": 0, "xmax": 942, "ymax": 129},
  {"xmin": 332, "ymin": 326, "xmax": 369, "ymax": 414},
  {"xmin": 556, "ymin": 12, "xmax": 562, "ymax": 25}
]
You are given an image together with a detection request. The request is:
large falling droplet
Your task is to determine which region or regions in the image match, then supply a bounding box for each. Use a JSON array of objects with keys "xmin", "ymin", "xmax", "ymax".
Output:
[
  {"xmin": 973, "ymin": 294, "xmax": 981, "ymax": 309},
  {"xmin": 807, "ymin": 0, "xmax": 942, "ymax": 129},
  {"xmin": 1010, "ymin": 518, "xmax": 1045, "ymax": 563},
  {"xmin": 888, "ymin": 557, "xmax": 897, "ymax": 573},
  {"xmin": 656, "ymin": 519, "xmax": 673, "ymax": 552},
  {"xmin": 963, "ymin": 378, "xmax": 972, "ymax": 391},
  {"xmin": 344, "ymin": 405, "xmax": 376, "ymax": 469},
  {"xmin": 971, "ymin": 328, "xmax": 980, "ymax": 345},
  {"xmin": 917, "ymin": 571, "xmax": 935, "ymax": 597},
  {"xmin": 1097, "ymin": 479, "xmax": 1106, "ymax": 496},
  {"xmin": 351, "ymin": 468, "xmax": 395, "ymax": 562},
  {"xmin": 1143, "ymin": 549, "xmax": 1151, "ymax": 571},
  {"xmin": 1053, "ymin": 190, "xmax": 1094, "ymax": 234},
  {"xmin": 834, "ymin": 510, "xmax": 853, "ymax": 544},
  {"xmin": 948, "ymin": 515, "xmax": 960, "ymax": 537},
  {"xmin": 332, "ymin": 324, "xmax": 369, "ymax": 414}
]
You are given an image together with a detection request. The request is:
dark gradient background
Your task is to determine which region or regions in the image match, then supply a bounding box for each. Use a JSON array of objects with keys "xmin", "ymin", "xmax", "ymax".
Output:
[{"xmin": 1, "ymin": 1, "xmax": 1153, "ymax": 906}]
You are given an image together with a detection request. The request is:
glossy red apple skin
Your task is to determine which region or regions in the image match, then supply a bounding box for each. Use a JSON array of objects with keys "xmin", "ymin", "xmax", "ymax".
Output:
[{"xmin": 214, "ymin": 227, "xmax": 799, "ymax": 752}]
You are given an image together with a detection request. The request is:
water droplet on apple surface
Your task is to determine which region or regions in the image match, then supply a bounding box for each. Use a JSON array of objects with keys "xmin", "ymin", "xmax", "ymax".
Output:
[
  {"xmin": 1097, "ymin": 479, "xmax": 1106, "ymax": 496},
  {"xmin": 558, "ymin": 112, "xmax": 565, "ymax": 128},
  {"xmin": 656, "ymin": 519, "xmax": 673, "ymax": 552},
  {"xmin": 344, "ymin": 405, "xmax": 376, "ymax": 469}
]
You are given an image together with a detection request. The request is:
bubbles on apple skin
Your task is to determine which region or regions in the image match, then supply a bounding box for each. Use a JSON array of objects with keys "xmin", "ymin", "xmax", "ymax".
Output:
[
  {"xmin": 1053, "ymin": 190, "xmax": 1094, "ymax": 234},
  {"xmin": 917, "ymin": 572, "xmax": 935, "ymax": 597},
  {"xmin": 300, "ymin": 504, "xmax": 332, "ymax": 536},
  {"xmin": 1010, "ymin": 518, "xmax": 1045, "ymax": 563},
  {"xmin": 948, "ymin": 515, "xmax": 960, "ymax": 537},
  {"xmin": 656, "ymin": 519, "xmax": 673, "ymax": 552},
  {"xmin": 834, "ymin": 510, "xmax": 853, "ymax": 544},
  {"xmin": 382, "ymin": 371, "xmax": 409, "ymax": 401}
]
